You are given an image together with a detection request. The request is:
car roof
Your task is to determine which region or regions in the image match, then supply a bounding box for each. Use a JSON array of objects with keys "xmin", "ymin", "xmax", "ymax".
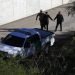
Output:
[
  {"xmin": 9, "ymin": 28, "xmax": 39, "ymax": 39},
  {"xmin": 9, "ymin": 28, "xmax": 54, "ymax": 39},
  {"xmin": 34, "ymin": 28, "xmax": 54, "ymax": 38}
]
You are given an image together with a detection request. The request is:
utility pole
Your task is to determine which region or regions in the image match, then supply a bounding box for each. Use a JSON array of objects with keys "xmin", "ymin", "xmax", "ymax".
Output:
[
  {"xmin": 51, "ymin": 0, "xmax": 52, "ymax": 8},
  {"xmin": 62, "ymin": 0, "xmax": 63, "ymax": 5}
]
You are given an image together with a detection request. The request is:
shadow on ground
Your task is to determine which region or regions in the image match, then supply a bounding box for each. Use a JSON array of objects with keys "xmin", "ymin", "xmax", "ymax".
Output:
[{"xmin": 0, "ymin": 28, "xmax": 19, "ymax": 32}]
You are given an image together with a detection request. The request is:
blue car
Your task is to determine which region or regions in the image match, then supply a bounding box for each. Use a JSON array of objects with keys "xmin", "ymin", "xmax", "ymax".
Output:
[{"xmin": 0, "ymin": 28, "xmax": 55, "ymax": 57}]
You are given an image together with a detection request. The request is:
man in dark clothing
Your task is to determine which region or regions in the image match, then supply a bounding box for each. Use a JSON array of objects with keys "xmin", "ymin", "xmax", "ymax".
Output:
[
  {"xmin": 44, "ymin": 12, "xmax": 53, "ymax": 31},
  {"xmin": 36, "ymin": 10, "xmax": 45, "ymax": 30},
  {"xmin": 54, "ymin": 11, "xmax": 64, "ymax": 31}
]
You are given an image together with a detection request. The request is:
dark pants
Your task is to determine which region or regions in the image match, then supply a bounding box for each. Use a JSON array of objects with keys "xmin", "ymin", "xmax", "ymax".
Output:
[
  {"xmin": 45, "ymin": 24, "xmax": 48, "ymax": 31},
  {"xmin": 44, "ymin": 21, "xmax": 49, "ymax": 31},
  {"xmin": 55, "ymin": 22, "xmax": 62, "ymax": 31},
  {"xmin": 40, "ymin": 21, "xmax": 44, "ymax": 30}
]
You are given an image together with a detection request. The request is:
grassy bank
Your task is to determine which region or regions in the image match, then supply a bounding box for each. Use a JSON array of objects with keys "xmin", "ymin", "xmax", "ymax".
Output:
[{"xmin": 0, "ymin": 35, "xmax": 75, "ymax": 75}]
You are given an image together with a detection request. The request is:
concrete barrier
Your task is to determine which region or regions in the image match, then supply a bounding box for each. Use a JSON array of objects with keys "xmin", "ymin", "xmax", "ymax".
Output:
[{"xmin": 0, "ymin": 0, "xmax": 74, "ymax": 25}]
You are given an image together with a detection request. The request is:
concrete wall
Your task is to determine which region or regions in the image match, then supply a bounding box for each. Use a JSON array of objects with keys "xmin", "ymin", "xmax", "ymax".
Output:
[{"xmin": 0, "ymin": 0, "xmax": 74, "ymax": 25}]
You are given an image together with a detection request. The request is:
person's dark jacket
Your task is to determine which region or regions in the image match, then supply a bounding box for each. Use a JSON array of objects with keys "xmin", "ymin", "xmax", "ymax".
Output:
[
  {"xmin": 54, "ymin": 14, "xmax": 64, "ymax": 23},
  {"xmin": 36, "ymin": 13, "xmax": 44, "ymax": 22},
  {"xmin": 44, "ymin": 14, "xmax": 53, "ymax": 25}
]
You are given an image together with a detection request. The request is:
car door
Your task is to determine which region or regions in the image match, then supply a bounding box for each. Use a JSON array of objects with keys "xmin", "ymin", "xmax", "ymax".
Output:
[
  {"xmin": 30, "ymin": 34, "xmax": 41, "ymax": 54},
  {"xmin": 23, "ymin": 38, "xmax": 36, "ymax": 57}
]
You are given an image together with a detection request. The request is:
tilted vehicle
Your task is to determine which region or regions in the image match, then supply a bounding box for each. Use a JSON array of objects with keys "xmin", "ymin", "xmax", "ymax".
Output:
[{"xmin": 0, "ymin": 28, "xmax": 55, "ymax": 57}]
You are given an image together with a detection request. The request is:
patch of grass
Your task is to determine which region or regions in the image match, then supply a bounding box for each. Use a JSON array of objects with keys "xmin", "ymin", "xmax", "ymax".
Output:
[{"xmin": 0, "ymin": 35, "xmax": 75, "ymax": 75}]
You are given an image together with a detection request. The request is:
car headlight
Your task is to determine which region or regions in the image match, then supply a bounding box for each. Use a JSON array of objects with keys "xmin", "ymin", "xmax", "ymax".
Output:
[
  {"xmin": 50, "ymin": 34, "xmax": 55, "ymax": 46},
  {"xmin": 50, "ymin": 37, "xmax": 55, "ymax": 46}
]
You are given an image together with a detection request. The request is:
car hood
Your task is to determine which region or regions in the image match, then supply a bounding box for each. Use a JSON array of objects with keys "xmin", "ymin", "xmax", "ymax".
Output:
[{"xmin": 0, "ymin": 43, "xmax": 22, "ymax": 56}]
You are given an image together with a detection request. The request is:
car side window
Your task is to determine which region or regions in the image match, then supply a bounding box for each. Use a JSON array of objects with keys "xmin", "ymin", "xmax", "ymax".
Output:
[
  {"xmin": 24, "ymin": 40, "xmax": 30, "ymax": 48},
  {"xmin": 31, "ymin": 34, "xmax": 40, "ymax": 43},
  {"xmin": 24, "ymin": 34, "xmax": 40, "ymax": 48}
]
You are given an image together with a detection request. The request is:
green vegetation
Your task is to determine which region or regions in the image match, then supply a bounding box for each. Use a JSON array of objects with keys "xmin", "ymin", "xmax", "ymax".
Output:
[
  {"xmin": 0, "ymin": 36, "xmax": 75, "ymax": 75},
  {"xmin": 66, "ymin": 2, "xmax": 75, "ymax": 16}
]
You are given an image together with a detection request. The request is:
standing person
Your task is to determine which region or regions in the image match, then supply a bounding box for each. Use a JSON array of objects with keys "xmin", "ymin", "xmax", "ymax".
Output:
[
  {"xmin": 44, "ymin": 12, "xmax": 53, "ymax": 31},
  {"xmin": 54, "ymin": 11, "xmax": 64, "ymax": 31},
  {"xmin": 36, "ymin": 10, "xmax": 45, "ymax": 30}
]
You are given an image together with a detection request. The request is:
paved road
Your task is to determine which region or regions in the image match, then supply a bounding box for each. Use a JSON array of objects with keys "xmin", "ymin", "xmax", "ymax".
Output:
[{"xmin": 0, "ymin": 3, "xmax": 75, "ymax": 41}]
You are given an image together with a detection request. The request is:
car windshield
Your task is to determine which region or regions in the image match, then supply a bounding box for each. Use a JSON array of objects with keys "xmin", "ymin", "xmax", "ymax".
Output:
[{"xmin": 2, "ymin": 34, "xmax": 25, "ymax": 47}]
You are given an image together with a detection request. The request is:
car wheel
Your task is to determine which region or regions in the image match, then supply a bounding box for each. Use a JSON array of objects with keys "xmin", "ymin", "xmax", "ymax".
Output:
[{"xmin": 44, "ymin": 42, "xmax": 50, "ymax": 54}]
